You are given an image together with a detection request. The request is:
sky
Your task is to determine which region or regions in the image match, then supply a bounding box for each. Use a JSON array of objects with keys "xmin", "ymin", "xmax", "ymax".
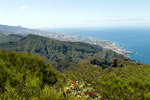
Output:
[{"xmin": 0, "ymin": 0, "xmax": 150, "ymax": 28}]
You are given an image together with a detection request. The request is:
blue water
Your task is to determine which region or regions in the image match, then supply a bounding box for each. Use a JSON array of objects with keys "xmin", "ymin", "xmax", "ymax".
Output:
[{"xmin": 51, "ymin": 28, "xmax": 150, "ymax": 64}]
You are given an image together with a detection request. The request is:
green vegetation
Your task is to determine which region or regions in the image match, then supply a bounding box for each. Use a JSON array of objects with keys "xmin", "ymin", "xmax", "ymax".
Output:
[
  {"xmin": 96, "ymin": 65, "xmax": 150, "ymax": 100},
  {"xmin": 65, "ymin": 62, "xmax": 150, "ymax": 100},
  {"xmin": 0, "ymin": 50, "xmax": 150, "ymax": 100},
  {"xmin": 0, "ymin": 33, "xmax": 23, "ymax": 44},
  {"xmin": 0, "ymin": 34, "xmax": 128, "ymax": 71},
  {"xmin": 0, "ymin": 50, "xmax": 61, "ymax": 99},
  {"xmin": 0, "ymin": 33, "xmax": 148, "ymax": 100}
]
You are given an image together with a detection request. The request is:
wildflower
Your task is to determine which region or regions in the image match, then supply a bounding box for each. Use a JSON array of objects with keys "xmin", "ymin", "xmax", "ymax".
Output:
[
  {"xmin": 79, "ymin": 84, "xmax": 83, "ymax": 88},
  {"xmin": 83, "ymin": 89, "xmax": 87, "ymax": 92},
  {"xmin": 72, "ymin": 80, "xmax": 75, "ymax": 83},
  {"xmin": 87, "ymin": 84, "xmax": 91, "ymax": 86},
  {"xmin": 77, "ymin": 95, "xmax": 81, "ymax": 98},
  {"xmin": 88, "ymin": 92, "xmax": 91, "ymax": 96},
  {"xmin": 59, "ymin": 86, "xmax": 64, "ymax": 90},
  {"xmin": 93, "ymin": 92, "xmax": 97, "ymax": 97},
  {"xmin": 74, "ymin": 85, "xmax": 77, "ymax": 89},
  {"xmin": 65, "ymin": 87, "xmax": 69, "ymax": 90},
  {"xmin": 58, "ymin": 80, "xmax": 102, "ymax": 100}
]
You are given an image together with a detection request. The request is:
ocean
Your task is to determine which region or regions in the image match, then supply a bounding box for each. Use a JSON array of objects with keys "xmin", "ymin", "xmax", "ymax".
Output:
[{"xmin": 51, "ymin": 28, "xmax": 150, "ymax": 64}]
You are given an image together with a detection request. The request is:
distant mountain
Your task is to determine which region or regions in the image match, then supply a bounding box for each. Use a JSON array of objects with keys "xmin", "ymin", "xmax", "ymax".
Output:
[
  {"xmin": 0, "ymin": 24, "xmax": 118, "ymax": 50},
  {"xmin": 0, "ymin": 33, "xmax": 24, "ymax": 44},
  {"xmin": 0, "ymin": 24, "xmax": 45, "ymax": 36},
  {"xmin": 0, "ymin": 32, "xmax": 4, "ymax": 36},
  {"xmin": 0, "ymin": 34, "xmax": 127, "ymax": 71}
]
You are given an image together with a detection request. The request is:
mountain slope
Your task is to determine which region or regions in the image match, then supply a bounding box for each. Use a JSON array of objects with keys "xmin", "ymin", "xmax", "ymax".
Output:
[
  {"xmin": 0, "ymin": 34, "xmax": 23, "ymax": 44},
  {"xmin": 0, "ymin": 24, "xmax": 125, "ymax": 55},
  {"xmin": 0, "ymin": 34, "xmax": 102, "ymax": 70},
  {"xmin": 0, "ymin": 25, "xmax": 41, "ymax": 35},
  {"xmin": 0, "ymin": 34, "xmax": 127, "ymax": 71}
]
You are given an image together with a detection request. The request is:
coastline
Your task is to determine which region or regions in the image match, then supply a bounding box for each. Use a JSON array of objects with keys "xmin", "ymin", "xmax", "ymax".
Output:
[
  {"xmin": 103, "ymin": 42, "xmax": 135, "ymax": 56},
  {"xmin": 47, "ymin": 28, "xmax": 150, "ymax": 64},
  {"xmin": 42, "ymin": 32, "xmax": 135, "ymax": 56},
  {"xmin": 31, "ymin": 30, "xmax": 135, "ymax": 57}
]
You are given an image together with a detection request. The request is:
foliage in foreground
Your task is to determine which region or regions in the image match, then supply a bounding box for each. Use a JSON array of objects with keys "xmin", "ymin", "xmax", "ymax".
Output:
[
  {"xmin": 0, "ymin": 50, "xmax": 150, "ymax": 100},
  {"xmin": 0, "ymin": 50, "xmax": 60, "ymax": 99},
  {"xmin": 96, "ymin": 64, "xmax": 150, "ymax": 100},
  {"xmin": 0, "ymin": 50, "xmax": 96, "ymax": 100},
  {"xmin": 58, "ymin": 80, "xmax": 102, "ymax": 100},
  {"xmin": 65, "ymin": 62, "xmax": 150, "ymax": 100}
]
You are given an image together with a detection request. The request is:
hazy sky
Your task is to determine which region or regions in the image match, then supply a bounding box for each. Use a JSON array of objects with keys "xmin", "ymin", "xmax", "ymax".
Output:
[{"xmin": 0, "ymin": 0, "xmax": 150, "ymax": 28}]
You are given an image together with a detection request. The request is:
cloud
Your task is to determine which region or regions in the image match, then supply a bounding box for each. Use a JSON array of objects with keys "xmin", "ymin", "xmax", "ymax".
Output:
[{"xmin": 20, "ymin": 5, "xmax": 28, "ymax": 9}]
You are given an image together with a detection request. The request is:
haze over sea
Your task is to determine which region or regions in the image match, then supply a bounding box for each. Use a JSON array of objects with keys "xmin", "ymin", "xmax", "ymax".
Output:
[{"xmin": 51, "ymin": 27, "xmax": 150, "ymax": 64}]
